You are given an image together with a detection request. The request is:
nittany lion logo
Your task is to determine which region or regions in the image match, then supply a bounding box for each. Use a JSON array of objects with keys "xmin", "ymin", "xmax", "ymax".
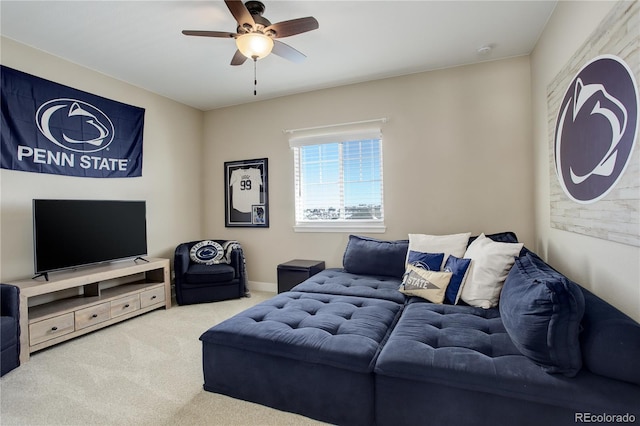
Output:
[
  {"xmin": 35, "ymin": 98, "xmax": 115, "ymax": 153},
  {"xmin": 554, "ymin": 55, "xmax": 638, "ymax": 204},
  {"xmin": 190, "ymin": 240, "xmax": 224, "ymax": 265},
  {"xmin": 409, "ymin": 261, "xmax": 433, "ymax": 271}
]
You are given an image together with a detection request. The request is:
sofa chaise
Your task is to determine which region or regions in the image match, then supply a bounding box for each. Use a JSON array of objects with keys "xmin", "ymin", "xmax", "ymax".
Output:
[{"xmin": 200, "ymin": 232, "xmax": 640, "ymax": 425}]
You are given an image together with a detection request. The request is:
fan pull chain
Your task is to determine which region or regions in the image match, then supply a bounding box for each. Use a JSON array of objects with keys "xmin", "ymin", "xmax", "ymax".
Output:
[{"xmin": 253, "ymin": 56, "xmax": 258, "ymax": 96}]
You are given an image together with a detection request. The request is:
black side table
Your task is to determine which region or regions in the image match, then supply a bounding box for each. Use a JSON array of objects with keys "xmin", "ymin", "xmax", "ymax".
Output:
[{"xmin": 277, "ymin": 259, "xmax": 325, "ymax": 293}]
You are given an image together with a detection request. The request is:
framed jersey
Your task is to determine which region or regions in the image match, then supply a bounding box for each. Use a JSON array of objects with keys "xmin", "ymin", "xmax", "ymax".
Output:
[{"xmin": 224, "ymin": 158, "xmax": 269, "ymax": 227}]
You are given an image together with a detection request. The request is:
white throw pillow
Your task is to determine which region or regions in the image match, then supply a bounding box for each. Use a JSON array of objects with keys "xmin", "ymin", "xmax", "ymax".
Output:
[
  {"xmin": 407, "ymin": 232, "xmax": 471, "ymax": 269},
  {"xmin": 460, "ymin": 234, "xmax": 523, "ymax": 309}
]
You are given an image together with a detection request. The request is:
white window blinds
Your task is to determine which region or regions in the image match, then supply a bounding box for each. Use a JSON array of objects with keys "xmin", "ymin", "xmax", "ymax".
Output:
[{"xmin": 287, "ymin": 119, "xmax": 386, "ymax": 232}]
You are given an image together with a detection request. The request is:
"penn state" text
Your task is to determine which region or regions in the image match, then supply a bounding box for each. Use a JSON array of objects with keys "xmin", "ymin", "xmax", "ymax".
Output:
[{"xmin": 17, "ymin": 146, "xmax": 129, "ymax": 172}]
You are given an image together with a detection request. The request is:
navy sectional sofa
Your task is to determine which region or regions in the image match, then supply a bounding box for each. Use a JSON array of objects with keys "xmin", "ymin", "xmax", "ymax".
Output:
[{"xmin": 200, "ymin": 233, "xmax": 640, "ymax": 425}]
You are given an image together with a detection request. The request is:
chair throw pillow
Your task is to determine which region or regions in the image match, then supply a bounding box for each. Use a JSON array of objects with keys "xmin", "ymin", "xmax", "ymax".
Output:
[
  {"xmin": 190, "ymin": 240, "xmax": 225, "ymax": 265},
  {"xmin": 460, "ymin": 234, "xmax": 523, "ymax": 308},
  {"xmin": 399, "ymin": 264, "xmax": 452, "ymax": 304},
  {"xmin": 500, "ymin": 252, "xmax": 585, "ymax": 377}
]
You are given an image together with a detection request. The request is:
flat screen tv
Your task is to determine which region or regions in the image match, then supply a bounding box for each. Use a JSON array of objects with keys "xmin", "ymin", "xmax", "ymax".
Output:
[{"xmin": 33, "ymin": 199, "xmax": 147, "ymax": 277}]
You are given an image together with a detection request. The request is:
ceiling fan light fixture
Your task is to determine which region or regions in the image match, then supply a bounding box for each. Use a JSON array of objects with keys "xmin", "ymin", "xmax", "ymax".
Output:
[{"xmin": 236, "ymin": 33, "xmax": 274, "ymax": 60}]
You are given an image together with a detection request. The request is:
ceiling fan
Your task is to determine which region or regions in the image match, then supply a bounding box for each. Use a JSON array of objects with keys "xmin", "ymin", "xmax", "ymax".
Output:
[{"xmin": 182, "ymin": 0, "xmax": 319, "ymax": 66}]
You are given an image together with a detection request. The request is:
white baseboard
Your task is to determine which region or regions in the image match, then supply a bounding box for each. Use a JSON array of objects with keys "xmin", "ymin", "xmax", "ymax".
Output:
[{"xmin": 248, "ymin": 280, "xmax": 277, "ymax": 293}]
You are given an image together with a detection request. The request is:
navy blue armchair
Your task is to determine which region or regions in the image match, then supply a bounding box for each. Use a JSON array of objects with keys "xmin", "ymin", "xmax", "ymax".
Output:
[
  {"xmin": 174, "ymin": 240, "xmax": 247, "ymax": 305},
  {"xmin": 1, "ymin": 284, "xmax": 20, "ymax": 376}
]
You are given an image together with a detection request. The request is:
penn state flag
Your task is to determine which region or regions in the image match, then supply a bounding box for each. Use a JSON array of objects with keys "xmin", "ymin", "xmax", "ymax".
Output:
[{"xmin": 1, "ymin": 65, "xmax": 144, "ymax": 178}]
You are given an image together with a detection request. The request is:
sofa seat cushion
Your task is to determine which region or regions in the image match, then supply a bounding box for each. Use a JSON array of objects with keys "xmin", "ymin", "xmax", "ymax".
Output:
[
  {"xmin": 0, "ymin": 316, "xmax": 17, "ymax": 350},
  {"xmin": 201, "ymin": 291, "xmax": 403, "ymax": 373},
  {"xmin": 375, "ymin": 300, "xmax": 640, "ymax": 412},
  {"xmin": 183, "ymin": 263, "xmax": 235, "ymax": 285},
  {"xmin": 291, "ymin": 268, "xmax": 406, "ymax": 303},
  {"xmin": 383, "ymin": 300, "xmax": 518, "ymax": 363}
]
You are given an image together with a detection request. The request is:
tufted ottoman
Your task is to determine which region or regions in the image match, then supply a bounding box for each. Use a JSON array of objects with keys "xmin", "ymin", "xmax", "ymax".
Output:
[
  {"xmin": 200, "ymin": 291, "xmax": 404, "ymax": 426},
  {"xmin": 291, "ymin": 268, "xmax": 406, "ymax": 302},
  {"xmin": 374, "ymin": 299, "xmax": 640, "ymax": 426}
]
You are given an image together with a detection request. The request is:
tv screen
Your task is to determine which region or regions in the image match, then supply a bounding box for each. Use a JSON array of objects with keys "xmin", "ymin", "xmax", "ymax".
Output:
[{"xmin": 33, "ymin": 199, "xmax": 147, "ymax": 274}]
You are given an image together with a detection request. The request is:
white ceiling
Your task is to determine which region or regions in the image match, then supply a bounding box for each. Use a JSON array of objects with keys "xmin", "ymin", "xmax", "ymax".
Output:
[{"xmin": 0, "ymin": 1, "xmax": 557, "ymax": 111}]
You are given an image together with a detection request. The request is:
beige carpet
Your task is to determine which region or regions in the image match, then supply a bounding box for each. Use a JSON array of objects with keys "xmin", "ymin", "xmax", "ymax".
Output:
[{"xmin": 0, "ymin": 292, "xmax": 328, "ymax": 425}]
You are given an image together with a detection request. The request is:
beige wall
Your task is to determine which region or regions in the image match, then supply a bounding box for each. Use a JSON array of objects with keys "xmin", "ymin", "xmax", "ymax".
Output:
[
  {"xmin": 531, "ymin": 1, "xmax": 640, "ymax": 321},
  {"xmin": 204, "ymin": 56, "xmax": 534, "ymax": 290},
  {"xmin": 0, "ymin": 37, "xmax": 204, "ymax": 281}
]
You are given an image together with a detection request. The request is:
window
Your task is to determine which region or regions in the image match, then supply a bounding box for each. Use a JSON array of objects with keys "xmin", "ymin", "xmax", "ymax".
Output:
[{"xmin": 288, "ymin": 121, "xmax": 385, "ymax": 232}]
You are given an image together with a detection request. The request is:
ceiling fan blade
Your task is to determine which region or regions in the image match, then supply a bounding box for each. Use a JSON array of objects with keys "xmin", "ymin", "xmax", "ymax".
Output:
[
  {"xmin": 182, "ymin": 30, "xmax": 237, "ymax": 38},
  {"xmin": 231, "ymin": 50, "xmax": 248, "ymax": 66},
  {"xmin": 265, "ymin": 17, "xmax": 319, "ymax": 38},
  {"xmin": 272, "ymin": 40, "xmax": 306, "ymax": 63},
  {"xmin": 225, "ymin": 0, "xmax": 255, "ymax": 29}
]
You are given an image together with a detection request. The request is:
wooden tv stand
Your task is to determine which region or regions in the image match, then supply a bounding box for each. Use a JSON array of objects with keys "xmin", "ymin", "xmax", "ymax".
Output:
[{"xmin": 9, "ymin": 258, "xmax": 171, "ymax": 363}]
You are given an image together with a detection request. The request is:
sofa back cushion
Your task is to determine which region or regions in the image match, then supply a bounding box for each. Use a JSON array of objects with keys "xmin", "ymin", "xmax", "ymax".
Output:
[
  {"xmin": 343, "ymin": 235, "xmax": 408, "ymax": 278},
  {"xmin": 500, "ymin": 252, "xmax": 585, "ymax": 377},
  {"xmin": 580, "ymin": 287, "xmax": 640, "ymax": 385},
  {"xmin": 468, "ymin": 231, "xmax": 519, "ymax": 246}
]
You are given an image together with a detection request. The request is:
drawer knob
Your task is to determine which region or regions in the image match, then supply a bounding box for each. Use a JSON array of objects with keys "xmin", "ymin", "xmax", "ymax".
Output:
[
  {"xmin": 51, "ymin": 326, "xmax": 58, "ymax": 331},
  {"xmin": 151, "ymin": 295, "xmax": 157, "ymax": 300},
  {"xmin": 124, "ymin": 304, "xmax": 130, "ymax": 308},
  {"xmin": 92, "ymin": 314, "xmax": 98, "ymax": 318}
]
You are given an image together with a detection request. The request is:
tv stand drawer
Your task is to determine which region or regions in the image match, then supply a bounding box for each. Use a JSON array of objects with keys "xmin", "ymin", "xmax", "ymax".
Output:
[
  {"xmin": 140, "ymin": 286, "xmax": 165, "ymax": 308},
  {"xmin": 75, "ymin": 303, "xmax": 110, "ymax": 330},
  {"xmin": 29, "ymin": 313, "xmax": 74, "ymax": 346},
  {"xmin": 111, "ymin": 294, "xmax": 141, "ymax": 318}
]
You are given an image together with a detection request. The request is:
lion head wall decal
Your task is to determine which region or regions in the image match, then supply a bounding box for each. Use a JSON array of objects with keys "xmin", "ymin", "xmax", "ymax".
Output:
[{"xmin": 554, "ymin": 55, "xmax": 638, "ymax": 204}]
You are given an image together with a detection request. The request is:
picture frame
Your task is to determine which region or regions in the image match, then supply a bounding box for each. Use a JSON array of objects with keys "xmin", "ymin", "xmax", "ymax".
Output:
[{"xmin": 224, "ymin": 158, "xmax": 269, "ymax": 227}]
